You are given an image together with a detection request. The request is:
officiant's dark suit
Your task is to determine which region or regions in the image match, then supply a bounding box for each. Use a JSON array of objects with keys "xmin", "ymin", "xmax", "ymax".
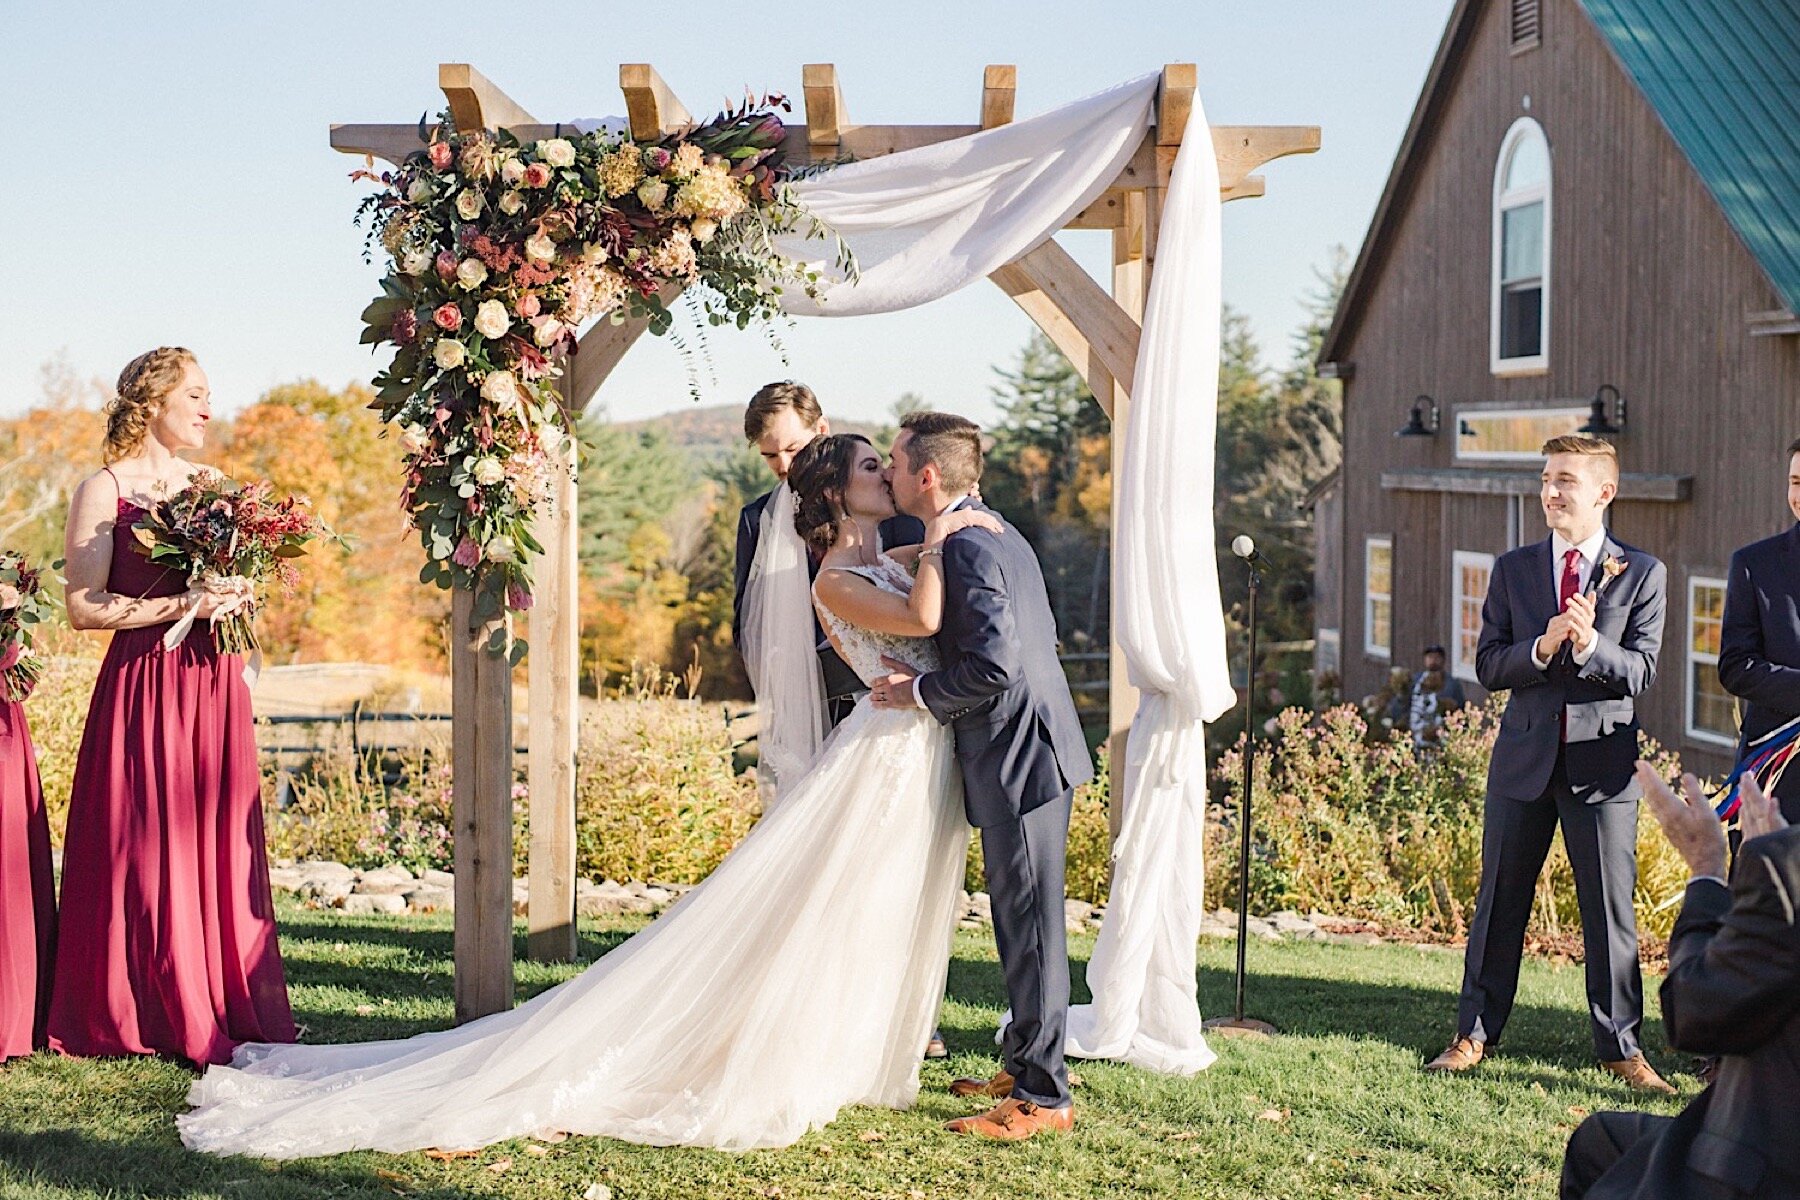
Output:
[
  {"xmin": 1452, "ymin": 528, "xmax": 1668, "ymax": 1065},
  {"xmin": 1561, "ymin": 825, "xmax": 1800, "ymax": 1200},
  {"xmin": 733, "ymin": 490, "xmax": 923, "ymax": 725},
  {"xmin": 1719, "ymin": 522, "xmax": 1800, "ymax": 824}
]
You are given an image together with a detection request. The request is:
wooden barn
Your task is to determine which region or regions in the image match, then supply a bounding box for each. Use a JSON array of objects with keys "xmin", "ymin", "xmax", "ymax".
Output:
[{"xmin": 1314, "ymin": 0, "xmax": 1800, "ymax": 774}]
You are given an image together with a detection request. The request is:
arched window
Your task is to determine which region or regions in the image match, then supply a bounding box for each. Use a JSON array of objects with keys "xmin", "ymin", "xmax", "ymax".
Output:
[{"xmin": 1491, "ymin": 118, "xmax": 1550, "ymax": 373}]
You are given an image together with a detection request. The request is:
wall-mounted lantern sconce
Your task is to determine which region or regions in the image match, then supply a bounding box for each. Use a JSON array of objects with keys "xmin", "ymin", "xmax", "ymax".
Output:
[
  {"xmin": 1578, "ymin": 384, "xmax": 1628, "ymax": 436},
  {"xmin": 1395, "ymin": 394, "xmax": 1440, "ymax": 438}
]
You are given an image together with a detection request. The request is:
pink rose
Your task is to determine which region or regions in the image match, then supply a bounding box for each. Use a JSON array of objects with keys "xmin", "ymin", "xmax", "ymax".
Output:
[
  {"xmin": 451, "ymin": 537, "xmax": 482, "ymax": 568},
  {"xmin": 523, "ymin": 162, "xmax": 552, "ymax": 189},
  {"xmin": 507, "ymin": 582, "xmax": 533, "ymax": 612},
  {"xmin": 428, "ymin": 141, "xmax": 454, "ymax": 171},
  {"xmin": 432, "ymin": 303, "xmax": 463, "ymax": 332},
  {"xmin": 0, "ymin": 641, "xmax": 20, "ymax": 673},
  {"xmin": 435, "ymin": 250, "xmax": 459, "ymax": 280},
  {"xmin": 517, "ymin": 293, "xmax": 541, "ymax": 318}
]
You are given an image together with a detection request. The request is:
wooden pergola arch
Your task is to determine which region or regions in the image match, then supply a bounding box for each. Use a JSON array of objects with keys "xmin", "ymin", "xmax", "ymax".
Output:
[{"xmin": 332, "ymin": 63, "xmax": 1318, "ymax": 1020}]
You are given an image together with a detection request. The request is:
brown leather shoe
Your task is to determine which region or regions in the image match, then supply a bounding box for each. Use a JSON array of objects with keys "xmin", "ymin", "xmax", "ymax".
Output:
[
  {"xmin": 945, "ymin": 1097, "xmax": 1073, "ymax": 1141},
  {"xmin": 949, "ymin": 1069, "xmax": 1015, "ymax": 1099},
  {"xmin": 1601, "ymin": 1054, "xmax": 1677, "ymax": 1095},
  {"xmin": 1423, "ymin": 1036, "xmax": 1485, "ymax": 1073}
]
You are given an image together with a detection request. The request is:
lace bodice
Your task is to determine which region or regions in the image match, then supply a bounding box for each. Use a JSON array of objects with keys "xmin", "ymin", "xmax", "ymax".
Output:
[{"xmin": 814, "ymin": 555, "xmax": 942, "ymax": 686}]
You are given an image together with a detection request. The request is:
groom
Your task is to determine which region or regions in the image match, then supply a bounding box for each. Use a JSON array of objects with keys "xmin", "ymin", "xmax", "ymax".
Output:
[{"xmin": 871, "ymin": 411, "xmax": 1094, "ymax": 1142}]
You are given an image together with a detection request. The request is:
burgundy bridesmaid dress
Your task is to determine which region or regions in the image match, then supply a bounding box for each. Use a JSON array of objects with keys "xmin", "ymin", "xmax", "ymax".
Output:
[
  {"xmin": 47, "ymin": 494, "xmax": 295, "ymax": 1066},
  {"xmin": 0, "ymin": 697, "xmax": 55, "ymax": 1061}
]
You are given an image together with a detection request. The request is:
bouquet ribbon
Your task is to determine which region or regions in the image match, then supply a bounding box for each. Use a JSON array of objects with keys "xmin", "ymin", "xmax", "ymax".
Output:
[{"xmin": 164, "ymin": 573, "xmax": 263, "ymax": 688}]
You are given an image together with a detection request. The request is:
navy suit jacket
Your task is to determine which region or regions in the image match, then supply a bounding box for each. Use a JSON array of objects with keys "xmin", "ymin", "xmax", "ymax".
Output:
[
  {"xmin": 1476, "ymin": 533, "xmax": 1667, "ymax": 803},
  {"xmin": 1719, "ymin": 524, "xmax": 1800, "ymax": 768},
  {"xmin": 916, "ymin": 501, "xmax": 1093, "ymax": 828},
  {"xmin": 732, "ymin": 489, "xmax": 923, "ymax": 698},
  {"xmin": 1590, "ymin": 826, "xmax": 1800, "ymax": 1199}
]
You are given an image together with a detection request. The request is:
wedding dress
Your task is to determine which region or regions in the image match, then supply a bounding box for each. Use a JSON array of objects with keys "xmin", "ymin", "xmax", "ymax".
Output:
[{"xmin": 179, "ymin": 555, "xmax": 967, "ymax": 1157}]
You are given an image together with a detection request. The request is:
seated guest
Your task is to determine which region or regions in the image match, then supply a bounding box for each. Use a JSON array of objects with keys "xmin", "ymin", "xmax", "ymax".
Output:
[
  {"xmin": 1718, "ymin": 436, "xmax": 1800, "ymax": 823},
  {"xmin": 1561, "ymin": 769, "xmax": 1799, "ymax": 1199},
  {"xmin": 1385, "ymin": 643, "xmax": 1467, "ymax": 748}
]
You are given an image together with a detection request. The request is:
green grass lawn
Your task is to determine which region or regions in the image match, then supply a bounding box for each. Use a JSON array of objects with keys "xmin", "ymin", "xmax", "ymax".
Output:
[{"xmin": 0, "ymin": 900, "xmax": 1691, "ymax": 1200}]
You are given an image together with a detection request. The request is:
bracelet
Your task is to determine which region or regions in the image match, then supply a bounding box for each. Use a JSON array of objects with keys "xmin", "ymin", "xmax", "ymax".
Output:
[{"xmin": 918, "ymin": 546, "xmax": 944, "ymax": 559}]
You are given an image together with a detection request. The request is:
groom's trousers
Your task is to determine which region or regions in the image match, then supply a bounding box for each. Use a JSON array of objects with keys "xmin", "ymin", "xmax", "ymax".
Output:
[{"xmin": 981, "ymin": 787, "xmax": 1073, "ymax": 1110}]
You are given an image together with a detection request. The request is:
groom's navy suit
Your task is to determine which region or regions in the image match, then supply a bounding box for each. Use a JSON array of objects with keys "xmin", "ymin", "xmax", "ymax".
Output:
[
  {"xmin": 733, "ymin": 489, "xmax": 923, "ymax": 725},
  {"xmin": 917, "ymin": 501, "xmax": 1093, "ymax": 1110},
  {"xmin": 1719, "ymin": 523, "xmax": 1800, "ymax": 823},
  {"xmin": 1459, "ymin": 531, "xmax": 1667, "ymax": 1062}
]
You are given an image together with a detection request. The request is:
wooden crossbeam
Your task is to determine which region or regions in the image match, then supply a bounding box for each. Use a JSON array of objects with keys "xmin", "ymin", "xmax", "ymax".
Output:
[
  {"xmin": 1157, "ymin": 63, "xmax": 1196, "ymax": 147},
  {"xmin": 1209, "ymin": 125, "xmax": 1321, "ymax": 194},
  {"xmin": 620, "ymin": 64, "xmax": 693, "ymax": 140},
  {"xmin": 982, "ymin": 65, "xmax": 1016, "ymax": 129},
  {"xmin": 989, "ymin": 239, "xmax": 1140, "ymax": 417},
  {"xmin": 803, "ymin": 63, "xmax": 847, "ymax": 151},
  {"xmin": 440, "ymin": 63, "xmax": 537, "ymax": 133}
]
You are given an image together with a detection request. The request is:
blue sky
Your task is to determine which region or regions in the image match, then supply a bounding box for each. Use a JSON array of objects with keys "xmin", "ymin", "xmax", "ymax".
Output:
[{"xmin": 1, "ymin": 0, "xmax": 1454, "ymax": 427}]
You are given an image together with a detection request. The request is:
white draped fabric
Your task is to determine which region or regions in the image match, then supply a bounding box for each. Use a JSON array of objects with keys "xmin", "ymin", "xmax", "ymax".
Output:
[{"xmin": 779, "ymin": 76, "xmax": 1235, "ymax": 1073}]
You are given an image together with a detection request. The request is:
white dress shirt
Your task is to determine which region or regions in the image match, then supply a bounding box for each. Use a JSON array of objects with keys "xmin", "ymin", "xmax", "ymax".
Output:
[{"xmin": 1532, "ymin": 526, "xmax": 1610, "ymax": 670}]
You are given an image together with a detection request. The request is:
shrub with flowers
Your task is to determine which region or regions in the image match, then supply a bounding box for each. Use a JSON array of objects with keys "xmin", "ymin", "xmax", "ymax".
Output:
[
  {"xmin": 354, "ymin": 95, "xmax": 849, "ymax": 656},
  {"xmin": 0, "ymin": 549, "xmax": 55, "ymax": 702}
]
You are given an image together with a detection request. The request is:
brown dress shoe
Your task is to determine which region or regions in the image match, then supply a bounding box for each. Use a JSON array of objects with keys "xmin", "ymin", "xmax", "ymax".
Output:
[
  {"xmin": 1601, "ymin": 1054, "xmax": 1677, "ymax": 1095},
  {"xmin": 1423, "ymin": 1037, "xmax": 1485, "ymax": 1073},
  {"xmin": 949, "ymin": 1069, "xmax": 1015, "ymax": 1099},
  {"xmin": 945, "ymin": 1098, "xmax": 1074, "ymax": 1141}
]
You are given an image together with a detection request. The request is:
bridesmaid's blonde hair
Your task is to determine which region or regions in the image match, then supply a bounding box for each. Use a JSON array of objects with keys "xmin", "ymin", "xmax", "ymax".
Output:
[{"xmin": 104, "ymin": 347, "xmax": 196, "ymax": 464}]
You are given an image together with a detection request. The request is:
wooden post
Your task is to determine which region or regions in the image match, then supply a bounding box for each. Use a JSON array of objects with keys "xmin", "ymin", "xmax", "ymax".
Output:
[
  {"xmin": 1107, "ymin": 190, "xmax": 1152, "ymax": 831},
  {"xmin": 451, "ymin": 589, "xmax": 516, "ymax": 1020},
  {"xmin": 526, "ymin": 428, "xmax": 580, "ymax": 962}
]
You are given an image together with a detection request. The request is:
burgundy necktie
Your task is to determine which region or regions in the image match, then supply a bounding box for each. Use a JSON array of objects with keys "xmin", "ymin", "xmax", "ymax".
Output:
[{"xmin": 1559, "ymin": 547, "xmax": 1581, "ymax": 741}]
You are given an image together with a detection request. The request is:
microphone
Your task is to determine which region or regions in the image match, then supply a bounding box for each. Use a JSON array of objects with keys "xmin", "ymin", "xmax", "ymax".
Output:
[{"xmin": 1232, "ymin": 534, "xmax": 1275, "ymax": 573}]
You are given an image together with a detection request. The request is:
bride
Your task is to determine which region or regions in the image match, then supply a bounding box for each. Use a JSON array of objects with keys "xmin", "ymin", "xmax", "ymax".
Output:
[{"xmin": 178, "ymin": 434, "xmax": 1001, "ymax": 1157}]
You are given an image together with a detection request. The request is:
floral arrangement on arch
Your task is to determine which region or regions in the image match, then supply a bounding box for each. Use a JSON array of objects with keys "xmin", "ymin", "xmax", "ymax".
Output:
[{"xmin": 354, "ymin": 94, "xmax": 849, "ymax": 657}]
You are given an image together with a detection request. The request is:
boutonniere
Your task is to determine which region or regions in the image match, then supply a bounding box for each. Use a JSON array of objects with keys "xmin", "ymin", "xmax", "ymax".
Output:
[{"xmin": 1596, "ymin": 554, "xmax": 1628, "ymax": 596}]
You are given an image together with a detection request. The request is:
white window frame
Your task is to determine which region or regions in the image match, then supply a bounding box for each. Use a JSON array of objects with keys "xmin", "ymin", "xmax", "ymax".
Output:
[
  {"xmin": 1491, "ymin": 117, "xmax": 1551, "ymax": 376},
  {"xmin": 1455, "ymin": 405, "xmax": 1587, "ymax": 462},
  {"xmin": 1451, "ymin": 551, "xmax": 1495, "ymax": 684},
  {"xmin": 1685, "ymin": 575, "xmax": 1737, "ymax": 748},
  {"xmin": 1365, "ymin": 537, "xmax": 1393, "ymax": 660}
]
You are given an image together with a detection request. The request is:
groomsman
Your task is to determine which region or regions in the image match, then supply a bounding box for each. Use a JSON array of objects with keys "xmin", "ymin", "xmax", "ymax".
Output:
[
  {"xmin": 1426, "ymin": 435, "xmax": 1674, "ymax": 1093},
  {"xmin": 731, "ymin": 381, "xmax": 924, "ymax": 727},
  {"xmin": 1718, "ymin": 436, "xmax": 1800, "ymax": 824}
]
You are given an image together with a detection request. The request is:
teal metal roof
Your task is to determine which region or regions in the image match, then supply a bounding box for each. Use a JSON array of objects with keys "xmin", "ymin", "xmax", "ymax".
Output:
[{"xmin": 1580, "ymin": 0, "xmax": 1800, "ymax": 313}]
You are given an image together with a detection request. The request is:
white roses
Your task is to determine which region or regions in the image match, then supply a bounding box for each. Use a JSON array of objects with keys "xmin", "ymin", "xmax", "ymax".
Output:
[
  {"xmin": 532, "ymin": 317, "xmax": 566, "ymax": 347},
  {"xmin": 399, "ymin": 424, "xmax": 431, "ymax": 455},
  {"xmin": 471, "ymin": 457, "xmax": 505, "ymax": 486},
  {"xmin": 498, "ymin": 191, "xmax": 525, "ymax": 216},
  {"xmin": 401, "ymin": 247, "xmax": 434, "ymax": 277},
  {"xmin": 537, "ymin": 138, "xmax": 576, "ymax": 168},
  {"xmin": 500, "ymin": 157, "xmax": 526, "ymax": 186},
  {"xmin": 455, "ymin": 258, "xmax": 488, "ymax": 290},
  {"xmin": 474, "ymin": 300, "xmax": 511, "ymax": 339},
  {"xmin": 432, "ymin": 339, "xmax": 466, "ymax": 370},
  {"xmin": 480, "ymin": 369, "xmax": 522, "ymax": 408},
  {"xmin": 635, "ymin": 179, "xmax": 670, "ymax": 211},
  {"xmin": 524, "ymin": 233, "xmax": 558, "ymax": 265},
  {"xmin": 484, "ymin": 534, "xmax": 517, "ymax": 563},
  {"xmin": 407, "ymin": 177, "xmax": 434, "ymax": 204},
  {"xmin": 454, "ymin": 188, "xmax": 484, "ymax": 220}
]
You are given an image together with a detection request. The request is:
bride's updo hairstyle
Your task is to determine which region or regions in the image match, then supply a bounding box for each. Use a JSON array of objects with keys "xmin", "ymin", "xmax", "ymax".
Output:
[
  {"xmin": 105, "ymin": 346, "xmax": 196, "ymax": 464},
  {"xmin": 789, "ymin": 433, "xmax": 872, "ymax": 554}
]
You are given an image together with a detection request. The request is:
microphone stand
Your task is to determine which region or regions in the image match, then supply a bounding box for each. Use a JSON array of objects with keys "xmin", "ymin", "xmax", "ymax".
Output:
[{"xmin": 1204, "ymin": 553, "xmax": 1277, "ymax": 1039}]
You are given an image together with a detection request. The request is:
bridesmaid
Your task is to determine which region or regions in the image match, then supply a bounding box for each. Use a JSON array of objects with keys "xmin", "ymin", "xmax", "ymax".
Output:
[
  {"xmin": 47, "ymin": 347, "xmax": 295, "ymax": 1066},
  {"xmin": 0, "ymin": 595, "xmax": 55, "ymax": 1062}
]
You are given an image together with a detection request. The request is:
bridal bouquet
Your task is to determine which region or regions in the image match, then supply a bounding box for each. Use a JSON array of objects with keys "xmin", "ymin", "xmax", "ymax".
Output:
[
  {"xmin": 0, "ymin": 550, "xmax": 53, "ymax": 702},
  {"xmin": 129, "ymin": 471, "xmax": 336, "ymax": 660},
  {"xmin": 351, "ymin": 92, "xmax": 853, "ymax": 641}
]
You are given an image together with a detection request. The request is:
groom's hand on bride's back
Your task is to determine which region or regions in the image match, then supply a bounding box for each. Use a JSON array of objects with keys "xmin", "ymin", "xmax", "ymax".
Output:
[{"xmin": 870, "ymin": 655, "xmax": 922, "ymax": 709}]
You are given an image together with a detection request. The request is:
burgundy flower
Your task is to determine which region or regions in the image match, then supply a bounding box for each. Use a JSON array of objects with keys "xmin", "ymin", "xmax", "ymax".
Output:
[
  {"xmin": 507, "ymin": 582, "xmax": 534, "ymax": 612},
  {"xmin": 451, "ymin": 537, "xmax": 482, "ymax": 568},
  {"xmin": 391, "ymin": 309, "xmax": 420, "ymax": 345},
  {"xmin": 432, "ymin": 303, "xmax": 463, "ymax": 332},
  {"xmin": 428, "ymin": 141, "xmax": 454, "ymax": 171},
  {"xmin": 435, "ymin": 250, "xmax": 459, "ymax": 280},
  {"xmin": 467, "ymin": 494, "xmax": 484, "ymax": 516},
  {"xmin": 644, "ymin": 146, "xmax": 672, "ymax": 172}
]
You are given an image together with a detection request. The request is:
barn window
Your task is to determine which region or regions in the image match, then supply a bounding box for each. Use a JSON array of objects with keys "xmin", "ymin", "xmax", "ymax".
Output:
[
  {"xmin": 1451, "ymin": 551, "xmax": 1494, "ymax": 684},
  {"xmin": 1365, "ymin": 537, "xmax": 1393, "ymax": 660},
  {"xmin": 1492, "ymin": 119, "xmax": 1550, "ymax": 374},
  {"xmin": 1510, "ymin": 0, "xmax": 1541, "ymax": 50},
  {"xmin": 1686, "ymin": 577, "xmax": 1737, "ymax": 747}
]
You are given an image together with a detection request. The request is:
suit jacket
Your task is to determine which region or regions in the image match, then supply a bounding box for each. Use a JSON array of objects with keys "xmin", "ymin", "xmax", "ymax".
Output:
[
  {"xmin": 1590, "ymin": 826, "xmax": 1800, "ymax": 1199},
  {"xmin": 1719, "ymin": 524, "xmax": 1800, "ymax": 791},
  {"xmin": 916, "ymin": 501, "xmax": 1093, "ymax": 828},
  {"xmin": 732, "ymin": 489, "xmax": 923, "ymax": 698},
  {"xmin": 1476, "ymin": 533, "xmax": 1667, "ymax": 803}
]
